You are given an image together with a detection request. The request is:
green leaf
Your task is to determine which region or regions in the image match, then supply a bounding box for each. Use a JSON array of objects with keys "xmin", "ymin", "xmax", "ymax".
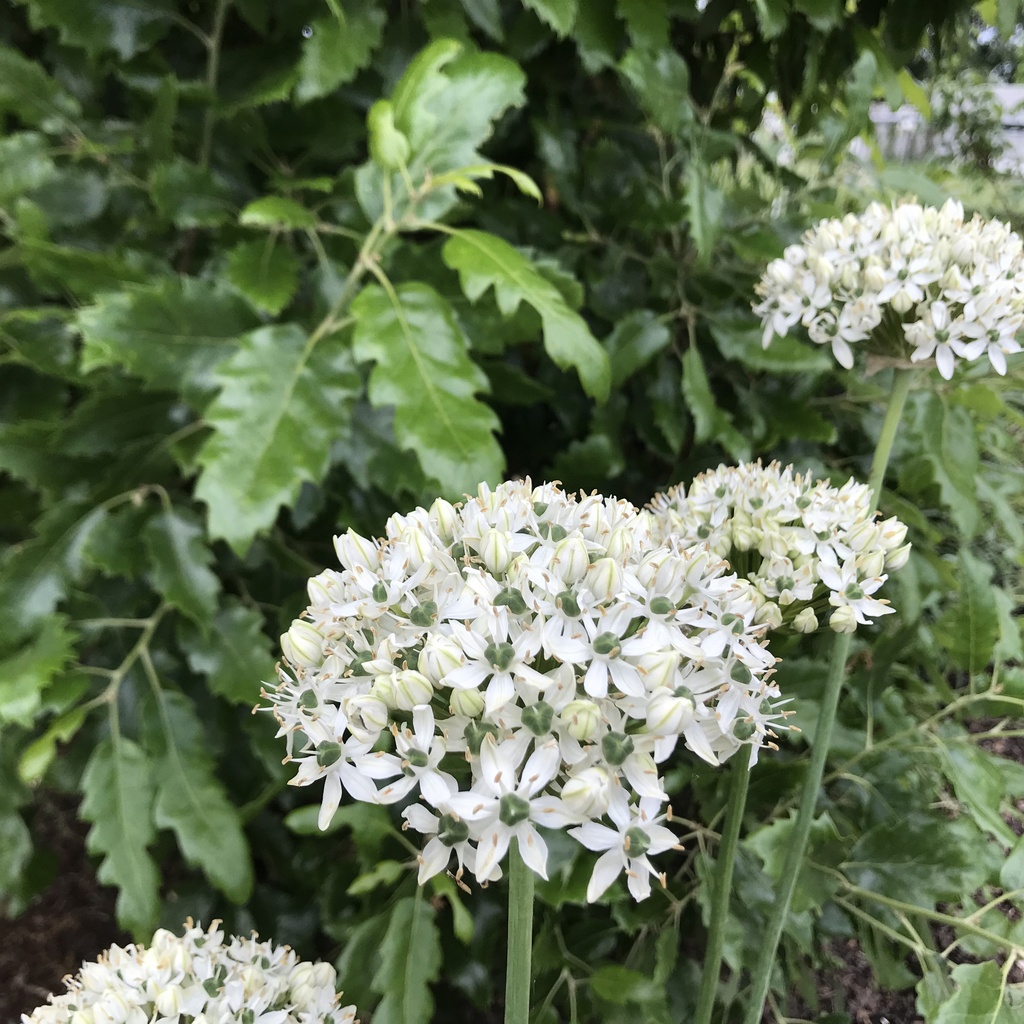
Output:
[
  {"xmin": 18, "ymin": 703, "xmax": 88, "ymax": 784},
  {"xmin": 941, "ymin": 741, "xmax": 1016, "ymax": 845},
  {"xmin": 239, "ymin": 196, "xmax": 317, "ymax": 230},
  {"xmin": 685, "ymin": 163, "xmax": 724, "ymax": 266},
  {"xmin": 605, "ymin": 310, "xmax": 671, "ymax": 387},
  {"xmin": 933, "ymin": 962, "xmax": 1005, "ymax": 1024},
  {"xmin": 590, "ymin": 964, "xmax": 661, "ymax": 1004},
  {"xmin": 150, "ymin": 158, "xmax": 234, "ymax": 228},
  {"xmin": 522, "ymin": 0, "xmax": 578, "ymax": 35},
  {"xmin": 619, "ymin": 48, "xmax": 693, "ymax": 135},
  {"xmin": 80, "ymin": 737, "xmax": 159, "ymax": 936},
  {"xmin": 616, "ymin": 0, "xmax": 668, "ymax": 49},
  {"xmin": 936, "ymin": 551, "xmax": 998, "ymax": 675},
  {"xmin": 178, "ymin": 600, "xmax": 275, "ymax": 705},
  {"xmin": 709, "ymin": 316, "xmax": 832, "ymax": 373},
  {"xmin": 350, "ymin": 282, "xmax": 504, "ymax": 496},
  {"xmin": 19, "ymin": 238, "xmax": 150, "ymax": 299},
  {"xmin": 429, "ymin": 874, "xmax": 475, "ymax": 944},
  {"xmin": 295, "ymin": 2, "xmax": 386, "ymax": 103},
  {"xmin": 347, "ymin": 858, "xmax": 407, "ymax": 895},
  {"xmin": 0, "ymin": 44, "xmax": 80, "ymax": 126},
  {"xmin": 0, "ymin": 133, "xmax": 56, "ymax": 205},
  {"xmin": 147, "ymin": 690, "xmax": 253, "ymax": 903},
  {"xmin": 681, "ymin": 344, "xmax": 748, "ymax": 460},
  {"xmin": 917, "ymin": 394, "xmax": 980, "ymax": 537},
  {"xmin": 0, "ymin": 616, "xmax": 77, "ymax": 727},
  {"xmin": 752, "ymin": 0, "xmax": 788, "ymax": 38},
  {"xmin": 794, "ymin": 0, "xmax": 842, "ymax": 30},
  {"xmin": 284, "ymin": 802, "xmax": 393, "ymax": 859},
  {"xmin": 14, "ymin": 0, "xmax": 173, "ymax": 59},
  {"xmin": 78, "ymin": 278, "xmax": 258, "ymax": 402},
  {"xmin": 195, "ymin": 325, "xmax": 360, "ymax": 553},
  {"xmin": 225, "ymin": 238, "xmax": 300, "ymax": 315},
  {"xmin": 1001, "ymin": 834, "xmax": 1024, "ymax": 891},
  {"xmin": 371, "ymin": 896, "xmax": 442, "ymax": 1024},
  {"xmin": 442, "ymin": 229, "xmax": 611, "ymax": 402},
  {"xmin": 356, "ymin": 40, "xmax": 526, "ymax": 221},
  {"xmin": 143, "ymin": 507, "xmax": 220, "ymax": 626}
]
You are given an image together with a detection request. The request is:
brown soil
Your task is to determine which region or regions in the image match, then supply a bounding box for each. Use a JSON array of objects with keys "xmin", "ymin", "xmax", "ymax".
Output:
[{"xmin": 0, "ymin": 792, "xmax": 130, "ymax": 1024}]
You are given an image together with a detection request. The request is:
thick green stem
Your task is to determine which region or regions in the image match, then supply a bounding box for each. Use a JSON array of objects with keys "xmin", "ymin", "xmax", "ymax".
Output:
[
  {"xmin": 505, "ymin": 840, "xmax": 535, "ymax": 1024},
  {"xmin": 694, "ymin": 756, "xmax": 751, "ymax": 1024},
  {"xmin": 741, "ymin": 368, "xmax": 914, "ymax": 1024}
]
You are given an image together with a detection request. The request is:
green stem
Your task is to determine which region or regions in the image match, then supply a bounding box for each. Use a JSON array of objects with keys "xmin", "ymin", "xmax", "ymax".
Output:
[
  {"xmin": 694, "ymin": 757, "xmax": 751, "ymax": 1024},
  {"xmin": 505, "ymin": 839, "xmax": 536, "ymax": 1024},
  {"xmin": 741, "ymin": 368, "xmax": 914, "ymax": 1024},
  {"xmin": 199, "ymin": 0, "xmax": 231, "ymax": 168}
]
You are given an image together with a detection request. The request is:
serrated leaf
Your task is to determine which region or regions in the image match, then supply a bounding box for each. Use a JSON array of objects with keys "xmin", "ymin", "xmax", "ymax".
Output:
[
  {"xmin": 350, "ymin": 282, "xmax": 504, "ymax": 496},
  {"xmin": 0, "ymin": 132, "xmax": 56, "ymax": 204},
  {"xmin": 937, "ymin": 551, "xmax": 998, "ymax": 675},
  {"xmin": 18, "ymin": 704, "xmax": 88, "ymax": 784},
  {"xmin": 442, "ymin": 230, "xmax": 611, "ymax": 402},
  {"xmin": 371, "ymin": 896, "xmax": 441, "ymax": 1024},
  {"xmin": 523, "ymin": 0, "xmax": 578, "ymax": 34},
  {"xmin": 605, "ymin": 310, "xmax": 671, "ymax": 387},
  {"xmin": 685, "ymin": 162, "xmax": 725, "ymax": 265},
  {"xmin": 195, "ymin": 324, "xmax": 360, "ymax": 552},
  {"xmin": 620, "ymin": 47, "xmax": 693, "ymax": 136},
  {"xmin": 20, "ymin": 238, "xmax": 150, "ymax": 299},
  {"xmin": 941, "ymin": 740, "xmax": 1016, "ymax": 844},
  {"xmin": 78, "ymin": 278, "xmax": 258, "ymax": 402},
  {"xmin": 147, "ymin": 690, "xmax": 252, "ymax": 903},
  {"xmin": 0, "ymin": 616, "xmax": 77, "ymax": 727},
  {"xmin": 13, "ymin": 0, "xmax": 174, "ymax": 59},
  {"xmin": 0, "ymin": 44, "xmax": 81, "ymax": 126},
  {"xmin": 917, "ymin": 395, "xmax": 980, "ymax": 537},
  {"xmin": 933, "ymin": 962, "xmax": 1005, "ymax": 1024},
  {"xmin": 295, "ymin": 2, "xmax": 385, "ymax": 102},
  {"xmin": 150, "ymin": 158, "xmax": 234, "ymax": 228},
  {"xmin": 682, "ymin": 344, "xmax": 724, "ymax": 443},
  {"xmin": 239, "ymin": 196, "xmax": 317, "ymax": 229},
  {"xmin": 225, "ymin": 238, "xmax": 300, "ymax": 315},
  {"xmin": 178, "ymin": 600, "xmax": 275, "ymax": 705},
  {"xmin": 80, "ymin": 737, "xmax": 159, "ymax": 936},
  {"xmin": 143, "ymin": 507, "xmax": 220, "ymax": 625},
  {"xmin": 356, "ymin": 40, "xmax": 526, "ymax": 221}
]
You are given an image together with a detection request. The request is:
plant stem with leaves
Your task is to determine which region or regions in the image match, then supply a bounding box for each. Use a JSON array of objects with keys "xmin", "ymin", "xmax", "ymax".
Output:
[{"xmin": 742, "ymin": 368, "xmax": 914, "ymax": 1023}]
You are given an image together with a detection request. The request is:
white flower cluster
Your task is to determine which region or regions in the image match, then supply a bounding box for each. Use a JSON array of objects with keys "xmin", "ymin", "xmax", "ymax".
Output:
[
  {"xmin": 754, "ymin": 198, "xmax": 1024, "ymax": 378},
  {"xmin": 650, "ymin": 463, "xmax": 910, "ymax": 635},
  {"xmin": 22, "ymin": 921, "xmax": 356, "ymax": 1024},
  {"xmin": 267, "ymin": 479, "xmax": 781, "ymax": 902}
]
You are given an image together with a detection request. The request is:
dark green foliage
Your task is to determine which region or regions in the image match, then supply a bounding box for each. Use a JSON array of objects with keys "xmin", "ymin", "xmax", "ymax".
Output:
[{"xmin": 2, "ymin": 1, "xmax": 1022, "ymax": 1022}]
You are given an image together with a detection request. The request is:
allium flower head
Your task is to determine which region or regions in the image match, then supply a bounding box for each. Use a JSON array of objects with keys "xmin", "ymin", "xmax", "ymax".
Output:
[
  {"xmin": 754, "ymin": 199, "xmax": 1024, "ymax": 378},
  {"xmin": 22, "ymin": 920, "xmax": 357, "ymax": 1024},
  {"xmin": 265, "ymin": 479, "xmax": 782, "ymax": 901},
  {"xmin": 649, "ymin": 462, "xmax": 909, "ymax": 635}
]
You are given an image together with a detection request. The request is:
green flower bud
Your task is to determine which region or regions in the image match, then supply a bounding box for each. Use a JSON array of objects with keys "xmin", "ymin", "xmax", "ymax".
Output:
[
  {"xmin": 733, "ymin": 718, "xmax": 756, "ymax": 741},
  {"xmin": 593, "ymin": 632, "xmax": 621, "ymax": 657},
  {"xmin": 624, "ymin": 826, "xmax": 651, "ymax": 859},
  {"xmin": 521, "ymin": 700, "xmax": 554, "ymax": 736},
  {"xmin": 601, "ymin": 731, "xmax": 635, "ymax": 766},
  {"xmin": 494, "ymin": 587, "xmax": 529, "ymax": 615},
  {"xmin": 485, "ymin": 641, "xmax": 516, "ymax": 672},
  {"xmin": 438, "ymin": 813, "xmax": 470, "ymax": 847},
  {"xmin": 317, "ymin": 742, "xmax": 342, "ymax": 767},
  {"xmin": 498, "ymin": 792, "xmax": 531, "ymax": 827},
  {"xmin": 556, "ymin": 590, "xmax": 581, "ymax": 617}
]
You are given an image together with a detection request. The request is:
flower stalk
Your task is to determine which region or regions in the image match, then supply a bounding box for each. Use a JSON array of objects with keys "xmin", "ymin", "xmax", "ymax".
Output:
[
  {"xmin": 505, "ymin": 839, "xmax": 536, "ymax": 1024},
  {"xmin": 741, "ymin": 368, "xmax": 914, "ymax": 1024}
]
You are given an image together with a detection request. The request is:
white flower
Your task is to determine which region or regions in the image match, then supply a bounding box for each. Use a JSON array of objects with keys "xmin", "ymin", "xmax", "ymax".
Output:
[{"xmin": 568, "ymin": 791, "xmax": 681, "ymax": 902}]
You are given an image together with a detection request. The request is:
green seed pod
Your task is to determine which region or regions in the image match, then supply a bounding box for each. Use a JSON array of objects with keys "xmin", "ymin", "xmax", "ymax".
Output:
[
  {"xmin": 498, "ymin": 792, "xmax": 531, "ymax": 827},
  {"xmin": 601, "ymin": 731, "xmax": 635, "ymax": 766},
  {"xmin": 316, "ymin": 741, "xmax": 342, "ymax": 767},
  {"xmin": 624, "ymin": 826, "xmax": 651, "ymax": 859},
  {"xmin": 521, "ymin": 700, "xmax": 554, "ymax": 736}
]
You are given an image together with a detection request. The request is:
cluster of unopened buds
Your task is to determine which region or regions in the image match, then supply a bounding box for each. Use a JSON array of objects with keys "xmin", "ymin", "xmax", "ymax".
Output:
[
  {"xmin": 267, "ymin": 479, "xmax": 783, "ymax": 902},
  {"xmin": 23, "ymin": 920, "xmax": 357, "ymax": 1024},
  {"xmin": 649, "ymin": 463, "xmax": 910, "ymax": 635},
  {"xmin": 754, "ymin": 198, "xmax": 1024, "ymax": 378}
]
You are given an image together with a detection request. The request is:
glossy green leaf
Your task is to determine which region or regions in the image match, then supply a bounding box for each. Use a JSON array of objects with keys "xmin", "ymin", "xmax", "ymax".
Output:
[
  {"xmin": 0, "ymin": 44, "xmax": 80, "ymax": 125},
  {"xmin": 0, "ymin": 615, "xmax": 77, "ymax": 727},
  {"xmin": 239, "ymin": 196, "xmax": 317, "ymax": 230},
  {"xmin": 685, "ymin": 163, "xmax": 725, "ymax": 266},
  {"xmin": 80, "ymin": 737, "xmax": 160, "ymax": 936},
  {"xmin": 522, "ymin": 0, "xmax": 578, "ymax": 35},
  {"xmin": 933, "ymin": 962, "xmax": 1006, "ymax": 1024},
  {"xmin": 147, "ymin": 691, "xmax": 253, "ymax": 903},
  {"xmin": 195, "ymin": 324, "xmax": 360, "ymax": 552},
  {"xmin": 0, "ymin": 133, "xmax": 56, "ymax": 205},
  {"xmin": 590, "ymin": 964, "xmax": 661, "ymax": 1004},
  {"xmin": 371, "ymin": 896, "xmax": 442, "ymax": 1024},
  {"xmin": 17, "ymin": 703, "xmax": 88, "ymax": 784},
  {"xmin": 13, "ymin": 0, "xmax": 174, "ymax": 59},
  {"xmin": 20, "ymin": 238, "xmax": 150, "ymax": 299},
  {"xmin": 620, "ymin": 47, "xmax": 693, "ymax": 135},
  {"xmin": 143, "ymin": 507, "xmax": 220, "ymax": 625},
  {"xmin": 442, "ymin": 229, "xmax": 611, "ymax": 402},
  {"xmin": 295, "ymin": 2, "xmax": 385, "ymax": 102},
  {"xmin": 936, "ymin": 551, "xmax": 999, "ymax": 675},
  {"xmin": 225, "ymin": 238, "xmax": 300, "ymax": 315},
  {"xmin": 605, "ymin": 310, "xmax": 671, "ymax": 387},
  {"xmin": 617, "ymin": 0, "xmax": 669, "ymax": 48},
  {"xmin": 917, "ymin": 393, "xmax": 980, "ymax": 537},
  {"xmin": 350, "ymin": 282, "xmax": 504, "ymax": 496},
  {"xmin": 178, "ymin": 600, "xmax": 276, "ymax": 705},
  {"xmin": 78, "ymin": 279, "xmax": 258, "ymax": 401},
  {"xmin": 709, "ymin": 317, "xmax": 832, "ymax": 373},
  {"xmin": 347, "ymin": 858, "xmax": 407, "ymax": 895},
  {"xmin": 284, "ymin": 802, "xmax": 393, "ymax": 858},
  {"xmin": 150, "ymin": 158, "xmax": 234, "ymax": 228}
]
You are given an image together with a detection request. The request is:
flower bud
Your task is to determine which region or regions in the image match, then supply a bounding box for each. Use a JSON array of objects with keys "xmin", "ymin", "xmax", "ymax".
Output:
[
  {"xmin": 392, "ymin": 669, "xmax": 434, "ymax": 709},
  {"xmin": 829, "ymin": 606, "xmax": 858, "ymax": 633},
  {"xmin": 479, "ymin": 528, "xmax": 512, "ymax": 576},
  {"xmin": 864, "ymin": 264, "xmax": 886, "ymax": 291},
  {"xmin": 604, "ymin": 527, "xmax": 633, "ymax": 561},
  {"xmin": 732, "ymin": 521, "xmax": 759, "ymax": 552},
  {"xmin": 635, "ymin": 650, "xmax": 679, "ymax": 690},
  {"xmin": 70, "ymin": 1009, "xmax": 97, "ymax": 1024},
  {"xmin": 282, "ymin": 620, "xmax": 324, "ymax": 669},
  {"xmin": 334, "ymin": 528, "xmax": 379, "ymax": 571},
  {"xmin": 792, "ymin": 607, "xmax": 819, "ymax": 633},
  {"xmin": 419, "ymin": 635, "xmax": 464, "ymax": 683},
  {"xmin": 884, "ymin": 542, "xmax": 912, "ymax": 571},
  {"xmin": 755, "ymin": 601, "xmax": 783, "ymax": 630},
  {"xmin": 891, "ymin": 288, "xmax": 914, "ymax": 315},
  {"xmin": 370, "ymin": 673, "xmax": 397, "ymax": 708},
  {"xmin": 646, "ymin": 687, "xmax": 695, "ymax": 734},
  {"xmin": 450, "ymin": 686, "xmax": 485, "ymax": 718},
  {"xmin": 552, "ymin": 535, "xmax": 590, "ymax": 584},
  {"xmin": 757, "ymin": 531, "xmax": 790, "ymax": 559},
  {"xmin": 586, "ymin": 557, "xmax": 623, "ymax": 601},
  {"xmin": 312, "ymin": 961, "xmax": 337, "ymax": 988},
  {"xmin": 307, "ymin": 570, "xmax": 343, "ymax": 608},
  {"xmin": 560, "ymin": 699, "xmax": 602, "ymax": 741},
  {"xmin": 877, "ymin": 516, "xmax": 909, "ymax": 550},
  {"xmin": 398, "ymin": 524, "xmax": 434, "ymax": 572},
  {"xmin": 857, "ymin": 549, "xmax": 886, "ymax": 579},
  {"xmin": 430, "ymin": 497, "xmax": 459, "ymax": 543},
  {"xmin": 845, "ymin": 520, "xmax": 879, "ymax": 552},
  {"xmin": 560, "ymin": 766, "xmax": 613, "ymax": 818},
  {"xmin": 344, "ymin": 694, "xmax": 389, "ymax": 742}
]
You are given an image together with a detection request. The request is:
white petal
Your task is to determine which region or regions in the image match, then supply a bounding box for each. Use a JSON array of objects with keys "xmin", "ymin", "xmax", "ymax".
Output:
[
  {"xmin": 516, "ymin": 825, "xmax": 549, "ymax": 880},
  {"xmin": 474, "ymin": 825, "xmax": 511, "ymax": 882},
  {"xmin": 519, "ymin": 741, "xmax": 560, "ymax": 797},
  {"xmin": 418, "ymin": 837, "xmax": 451, "ymax": 884},
  {"xmin": 626, "ymin": 863, "xmax": 653, "ymax": 901},
  {"xmin": 587, "ymin": 850, "xmax": 624, "ymax": 902},
  {"xmin": 319, "ymin": 772, "xmax": 342, "ymax": 830},
  {"xmin": 484, "ymin": 672, "xmax": 516, "ymax": 714},
  {"xmin": 682, "ymin": 720, "xmax": 720, "ymax": 765},
  {"xmin": 420, "ymin": 771, "xmax": 453, "ymax": 808},
  {"xmin": 412, "ymin": 704, "xmax": 435, "ymax": 748},
  {"xmin": 936, "ymin": 345, "xmax": 955, "ymax": 379},
  {"xmin": 403, "ymin": 803, "xmax": 440, "ymax": 833},
  {"xmin": 568, "ymin": 822, "xmax": 618, "ymax": 852}
]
